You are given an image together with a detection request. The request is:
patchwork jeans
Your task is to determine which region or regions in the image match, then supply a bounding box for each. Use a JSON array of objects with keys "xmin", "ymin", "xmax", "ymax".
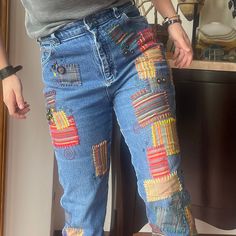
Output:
[{"xmin": 37, "ymin": 1, "xmax": 198, "ymax": 236}]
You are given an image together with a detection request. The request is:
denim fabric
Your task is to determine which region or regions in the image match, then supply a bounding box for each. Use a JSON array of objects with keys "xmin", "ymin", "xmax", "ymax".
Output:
[{"xmin": 37, "ymin": 1, "xmax": 198, "ymax": 236}]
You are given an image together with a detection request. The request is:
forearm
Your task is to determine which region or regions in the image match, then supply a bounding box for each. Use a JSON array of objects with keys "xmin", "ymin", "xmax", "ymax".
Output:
[
  {"xmin": 151, "ymin": 0, "xmax": 177, "ymax": 18},
  {"xmin": 0, "ymin": 34, "xmax": 9, "ymax": 69}
]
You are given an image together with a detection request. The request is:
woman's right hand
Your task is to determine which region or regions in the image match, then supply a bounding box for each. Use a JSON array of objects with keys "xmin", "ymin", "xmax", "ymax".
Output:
[{"xmin": 2, "ymin": 75, "xmax": 30, "ymax": 119}]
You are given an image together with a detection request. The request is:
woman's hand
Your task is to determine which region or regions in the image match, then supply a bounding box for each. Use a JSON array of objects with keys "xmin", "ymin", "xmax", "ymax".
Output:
[
  {"xmin": 168, "ymin": 22, "xmax": 193, "ymax": 68},
  {"xmin": 2, "ymin": 75, "xmax": 30, "ymax": 119}
]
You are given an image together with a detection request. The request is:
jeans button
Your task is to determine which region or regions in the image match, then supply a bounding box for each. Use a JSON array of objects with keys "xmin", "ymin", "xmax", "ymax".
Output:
[{"xmin": 57, "ymin": 65, "xmax": 66, "ymax": 74}]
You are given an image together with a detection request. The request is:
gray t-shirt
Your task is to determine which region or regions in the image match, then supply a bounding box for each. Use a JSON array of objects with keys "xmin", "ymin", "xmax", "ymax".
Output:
[{"xmin": 21, "ymin": 0, "xmax": 130, "ymax": 39}]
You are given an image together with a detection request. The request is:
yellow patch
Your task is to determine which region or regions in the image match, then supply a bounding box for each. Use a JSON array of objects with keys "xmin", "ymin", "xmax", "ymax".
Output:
[
  {"xmin": 144, "ymin": 171, "xmax": 182, "ymax": 202},
  {"xmin": 52, "ymin": 110, "xmax": 70, "ymax": 130},
  {"xmin": 64, "ymin": 228, "xmax": 83, "ymax": 236},
  {"xmin": 151, "ymin": 118, "xmax": 180, "ymax": 156}
]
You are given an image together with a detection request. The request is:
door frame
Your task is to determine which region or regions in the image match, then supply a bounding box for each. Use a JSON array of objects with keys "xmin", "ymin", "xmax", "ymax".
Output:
[{"xmin": 0, "ymin": 0, "xmax": 9, "ymax": 235}]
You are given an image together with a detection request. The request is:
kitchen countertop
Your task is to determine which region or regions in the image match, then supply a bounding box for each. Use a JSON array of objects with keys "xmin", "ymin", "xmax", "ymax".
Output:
[{"xmin": 168, "ymin": 59, "xmax": 236, "ymax": 72}]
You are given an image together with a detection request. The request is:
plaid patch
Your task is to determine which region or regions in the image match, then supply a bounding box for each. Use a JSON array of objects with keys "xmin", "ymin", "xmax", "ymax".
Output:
[
  {"xmin": 50, "ymin": 116, "xmax": 80, "ymax": 148},
  {"xmin": 137, "ymin": 28, "xmax": 157, "ymax": 52},
  {"xmin": 51, "ymin": 62, "xmax": 81, "ymax": 86},
  {"xmin": 108, "ymin": 24, "xmax": 140, "ymax": 56},
  {"xmin": 44, "ymin": 90, "xmax": 56, "ymax": 109},
  {"xmin": 62, "ymin": 228, "xmax": 84, "ymax": 236},
  {"xmin": 185, "ymin": 205, "xmax": 198, "ymax": 235},
  {"xmin": 147, "ymin": 145, "xmax": 170, "ymax": 179},
  {"xmin": 92, "ymin": 140, "xmax": 108, "ymax": 176},
  {"xmin": 144, "ymin": 171, "xmax": 182, "ymax": 202},
  {"xmin": 135, "ymin": 45, "xmax": 164, "ymax": 80},
  {"xmin": 151, "ymin": 118, "xmax": 180, "ymax": 156},
  {"xmin": 52, "ymin": 111, "xmax": 70, "ymax": 130},
  {"xmin": 155, "ymin": 205, "xmax": 188, "ymax": 234},
  {"xmin": 131, "ymin": 89, "xmax": 171, "ymax": 128}
]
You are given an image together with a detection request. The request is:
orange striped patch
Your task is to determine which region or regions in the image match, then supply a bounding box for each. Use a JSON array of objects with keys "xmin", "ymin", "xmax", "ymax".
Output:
[
  {"xmin": 147, "ymin": 145, "xmax": 170, "ymax": 179},
  {"xmin": 92, "ymin": 140, "xmax": 108, "ymax": 176},
  {"xmin": 50, "ymin": 116, "xmax": 79, "ymax": 148}
]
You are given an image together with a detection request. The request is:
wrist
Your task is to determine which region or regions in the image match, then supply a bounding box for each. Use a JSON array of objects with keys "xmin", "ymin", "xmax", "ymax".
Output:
[
  {"xmin": 0, "ymin": 65, "xmax": 23, "ymax": 80},
  {"xmin": 162, "ymin": 14, "xmax": 182, "ymax": 29}
]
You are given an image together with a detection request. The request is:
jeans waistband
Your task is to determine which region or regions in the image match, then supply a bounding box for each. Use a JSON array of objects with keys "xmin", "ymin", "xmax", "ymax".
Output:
[{"xmin": 37, "ymin": 1, "xmax": 135, "ymax": 45}]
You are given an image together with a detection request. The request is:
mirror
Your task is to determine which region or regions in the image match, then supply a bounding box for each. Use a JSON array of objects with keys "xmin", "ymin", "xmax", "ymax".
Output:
[{"xmin": 0, "ymin": 0, "xmax": 9, "ymax": 235}]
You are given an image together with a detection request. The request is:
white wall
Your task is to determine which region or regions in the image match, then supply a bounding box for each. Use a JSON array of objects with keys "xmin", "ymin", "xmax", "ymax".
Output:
[{"xmin": 4, "ymin": 0, "xmax": 54, "ymax": 235}]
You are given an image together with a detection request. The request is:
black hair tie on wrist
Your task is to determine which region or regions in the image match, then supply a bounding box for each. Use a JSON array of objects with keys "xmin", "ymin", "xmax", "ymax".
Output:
[{"xmin": 0, "ymin": 65, "xmax": 23, "ymax": 80}]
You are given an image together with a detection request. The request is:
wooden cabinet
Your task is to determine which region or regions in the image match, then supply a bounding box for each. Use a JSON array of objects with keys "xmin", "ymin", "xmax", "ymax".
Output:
[{"xmin": 110, "ymin": 66, "xmax": 236, "ymax": 235}]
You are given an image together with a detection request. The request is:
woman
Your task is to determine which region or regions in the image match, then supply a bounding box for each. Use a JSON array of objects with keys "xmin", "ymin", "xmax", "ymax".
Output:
[{"xmin": 0, "ymin": 0, "xmax": 197, "ymax": 235}]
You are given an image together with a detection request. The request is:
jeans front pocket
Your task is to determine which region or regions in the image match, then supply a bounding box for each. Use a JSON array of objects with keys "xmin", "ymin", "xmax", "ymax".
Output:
[{"xmin": 50, "ymin": 62, "xmax": 82, "ymax": 87}]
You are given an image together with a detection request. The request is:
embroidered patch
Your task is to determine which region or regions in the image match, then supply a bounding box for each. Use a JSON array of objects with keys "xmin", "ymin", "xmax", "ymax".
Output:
[
  {"xmin": 64, "ymin": 148, "xmax": 77, "ymax": 160},
  {"xmin": 92, "ymin": 140, "xmax": 108, "ymax": 177},
  {"xmin": 131, "ymin": 89, "xmax": 171, "ymax": 128},
  {"xmin": 50, "ymin": 116, "xmax": 80, "ymax": 148},
  {"xmin": 51, "ymin": 62, "xmax": 81, "ymax": 86},
  {"xmin": 108, "ymin": 24, "xmax": 141, "ymax": 56},
  {"xmin": 147, "ymin": 145, "xmax": 170, "ymax": 179},
  {"xmin": 185, "ymin": 205, "xmax": 198, "ymax": 235},
  {"xmin": 44, "ymin": 90, "xmax": 56, "ymax": 109},
  {"xmin": 62, "ymin": 228, "xmax": 84, "ymax": 236},
  {"xmin": 137, "ymin": 28, "xmax": 157, "ymax": 52},
  {"xmin": 155, "ymin": 205, "xmax": 188, "ymax": 234},
  {"xmin": 151, "ymin": 118, "xmax": 180, "ymax": 156},
  {"xmin": 144, "ymin": 171, "xmax": 182, "ymax": 202},
  {"xmin": 135, "ymin": 45, "xmax": 164, "ymax": 80},
  {"xmin": 52, "ymin": 110, "xmax": 70, "ymax": 130}
]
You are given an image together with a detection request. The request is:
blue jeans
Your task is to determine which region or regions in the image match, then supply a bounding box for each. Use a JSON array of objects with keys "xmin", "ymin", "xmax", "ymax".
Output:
[{"xmin": 37, "ymin": 1, "xmax": 197, "ymax": 236}]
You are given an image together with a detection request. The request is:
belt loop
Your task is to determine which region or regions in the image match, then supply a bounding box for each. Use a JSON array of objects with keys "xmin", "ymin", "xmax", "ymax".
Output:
[
  {"xmin": 50, "ymin": 32, "xmax": 61, "ymax": 45},
  {"xmin": 112, "ymin": 7, "xmax": 121, "ymax": 19}
]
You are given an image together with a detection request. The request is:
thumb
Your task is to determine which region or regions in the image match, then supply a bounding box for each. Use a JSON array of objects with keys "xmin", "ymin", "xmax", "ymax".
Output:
[{"xmin": 15, "ymin": 90, "xmax": 25, "ymax": 109}]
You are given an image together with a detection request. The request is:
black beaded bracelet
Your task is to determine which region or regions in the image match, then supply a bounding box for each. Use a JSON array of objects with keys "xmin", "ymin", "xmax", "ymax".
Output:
[
  {"xmin": 0, "ymin": 65, "xmax": 23, "ymax": 80},
  {"xmin": 162, "ymin": 17, "xmax": 182, "ymax": 29}
]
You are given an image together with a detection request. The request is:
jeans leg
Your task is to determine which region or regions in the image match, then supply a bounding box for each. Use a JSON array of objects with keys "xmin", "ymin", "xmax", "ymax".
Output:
[
  {"xmin": 113, "ymin": 34, "xmax": 197, "ymax": 236},
  {"xmin": 40, "ymin": 32, "xmax": 113, "ymax": 236}
]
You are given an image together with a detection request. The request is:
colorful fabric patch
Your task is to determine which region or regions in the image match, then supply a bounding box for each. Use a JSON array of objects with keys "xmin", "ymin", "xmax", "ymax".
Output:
[
  {"xmin": 155, "ymin": 205, "xmax": 188, "ymax": 234},
  {"xmin": 51, "ymin": 62, "xmax": 81, "ymax": 86},
  {"xmin": 52, "ymin": 110, "xmax": 70, "ymax": 130},
  {"xmin": 151, "ymin": 118, "xmax": 180, "ymax": 156},
  {"xmin": 135, "ymin": 45, "xmax": 164, "ymax": 80},
  {"xmin": 144, "ymin": 171, "xmax": 182, "ymax": 202},
  {"xmin": 50, "ymin": 116, "xmax": 79, "ymax": 148},
  {"xmin": 137, "ymin": 28, "xmax": 157, "ymax": 52},
  {"xmin": 92, "ymin": 140, "xmax": 108, "ymax": 176},
  {"xmin": 44, "ymin": 90, "xmax": 56, "ymax": 109},
  {"xmin": 62, "ymin": 228, "xmax": 84, "ymax": 236},
  {"xmin": 131, "ymin": 89, "xmax": 171, "ymax": 128},
  {"xmin": 185, "ymin": 205, "xmax": 198, "ymax": 235},
  {"xmin": 147, "ymin": 145, "xmax": 170, "ymax": 179},
  {"xmin": 108, "ymin": 24, "xmax": 140, "ymax": 56}
]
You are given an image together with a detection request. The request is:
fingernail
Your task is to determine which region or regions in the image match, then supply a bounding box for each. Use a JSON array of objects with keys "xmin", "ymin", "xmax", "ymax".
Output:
[{"xmin": 19, "ymin": 104, "xmax": 24, "ymax": 109}]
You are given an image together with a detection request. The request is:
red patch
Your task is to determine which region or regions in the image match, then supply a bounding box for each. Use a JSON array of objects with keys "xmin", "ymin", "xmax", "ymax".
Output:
[
  {"xmin": 147, "ymin": 144, "xmax": 170, "ymax": 178},
  {"xmin": 50, "ymin": 116, "xmax": 79, "ymax": 148}
]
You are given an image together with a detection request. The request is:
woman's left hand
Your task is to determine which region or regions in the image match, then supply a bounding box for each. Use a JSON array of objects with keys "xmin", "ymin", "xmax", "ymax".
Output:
[{"xmin": 168, "ymin": 22, "xmax": 193, "ymax": 68}]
